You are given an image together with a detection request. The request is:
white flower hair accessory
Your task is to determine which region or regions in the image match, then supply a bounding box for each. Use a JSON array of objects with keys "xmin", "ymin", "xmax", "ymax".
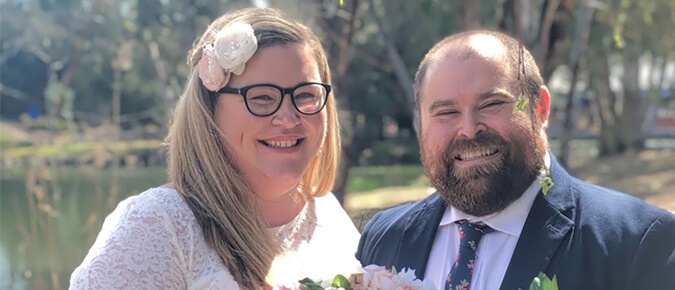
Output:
[{"xmin": 198, "ymin": 22, "xmax": 258, "ymax": 91}]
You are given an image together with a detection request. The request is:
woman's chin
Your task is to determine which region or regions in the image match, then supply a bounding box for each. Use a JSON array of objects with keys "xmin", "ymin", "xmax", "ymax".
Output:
[{"xmin": 253, "ymin": 174, "xmax": 303, "ymax": 195}]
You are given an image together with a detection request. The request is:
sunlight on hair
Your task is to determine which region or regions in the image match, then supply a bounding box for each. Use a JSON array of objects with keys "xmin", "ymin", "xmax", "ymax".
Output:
[{"xmin": 468, "ymin": 34, "xmax": 505, "ymax": 59}]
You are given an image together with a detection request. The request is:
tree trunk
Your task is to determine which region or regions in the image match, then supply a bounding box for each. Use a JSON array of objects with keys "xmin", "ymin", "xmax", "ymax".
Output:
[
  {"xmin": 588, "ymin": 42, "xmax": 623, "ymax": 156},
  {"xmin": 558, "ymin": 5, "xmax": 594, "ymax": 167},
  {"xmin": 148, "ymin": 41, "xmax": 180, "ymax": 116},
  {"xmin": 331, "ymin": 0, "xmax": 360, "ymax": 205},
  {"xmin": 313, "ymin": 0, "xmax": 361, "ymax": 205},
  {"xmin": 618, "ymin": 42, "xmax": 648, "ymax": 149},
  {"xmin": 367, "ymin": 0, "xmax": 416, "ymax": 132},
  {"xmin": 535, "ymin": 0, "xmax": 574, "ymax": 82},
  {"xmin": 535, "ymin": 0, "xmax": 560, "ymax": 74},
  {"xmin": 458, "ymin": 0, "xmax": 481, "ymax": 29},
  {"xmin": 499, "ymin": 0, "xmax": 522, "ymax": 40}
]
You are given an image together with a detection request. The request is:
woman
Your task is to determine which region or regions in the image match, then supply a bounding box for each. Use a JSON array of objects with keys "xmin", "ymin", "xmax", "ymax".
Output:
[{"xmin": 70, "ymin": 8, "xmax": 361, "ymax": 289}]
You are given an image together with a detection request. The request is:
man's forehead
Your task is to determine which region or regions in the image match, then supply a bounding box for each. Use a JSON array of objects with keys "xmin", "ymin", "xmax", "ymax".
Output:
[
  {"xmin": 438, "ymin": 34, "xmax": 507, "ymax": 61},
  {"xmin": 420, "ymin": 35, "xmax": 515, "ymax": 102},
  {"xmin": 426, "ymin": 36, "xmax": 510, "ymax": 79}
]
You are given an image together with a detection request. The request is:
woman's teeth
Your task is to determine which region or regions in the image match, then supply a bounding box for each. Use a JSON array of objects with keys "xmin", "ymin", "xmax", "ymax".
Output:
[{"xmin": 263, "ymin": 139, "xmax": 299, "ymax": 148}]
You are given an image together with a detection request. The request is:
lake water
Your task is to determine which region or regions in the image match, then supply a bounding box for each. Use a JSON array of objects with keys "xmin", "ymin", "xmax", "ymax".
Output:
[
  {"xmin": 0, "ymin": 161, "xmax": 429, "ymax": 290},
  {"xmin": 0, "ymin": 166, "xmax": 168, "ymax": 290}
]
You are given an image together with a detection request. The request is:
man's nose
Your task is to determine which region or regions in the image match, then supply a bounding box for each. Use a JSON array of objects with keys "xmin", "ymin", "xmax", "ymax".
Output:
[
  {"xmin": 456, "ymin": 111, "xmax": 485, "ymax": 139},
  {"xmin": 270, "ymin": 95, "xmax": 301, "ymax": 128}
]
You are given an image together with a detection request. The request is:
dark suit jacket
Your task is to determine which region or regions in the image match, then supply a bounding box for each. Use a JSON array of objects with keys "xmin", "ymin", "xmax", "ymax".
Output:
[{"xmin": 356, "ymin": 154, "xmax": 675, "ymax": 289}]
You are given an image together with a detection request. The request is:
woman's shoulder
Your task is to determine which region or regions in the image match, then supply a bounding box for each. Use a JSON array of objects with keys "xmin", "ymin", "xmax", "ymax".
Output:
[
  {"xmin": 70, "ymin": 186, "xmax": 235, "ymax": 289},
  {"xmin": 69, "ymin": 187, "xmax": 191, "ymax": 289},
  {"xmin": 312, "ymin": 192, "xmax": 359, "ymax": 235},
  {"xmin": 312, "ymin": 191, "xmax": 341, "ymax": 209},
  {"xmin": 114, "ymin": 186, "xmax": 196, "ymax": 224},
  {"xmin": 135, "ymin": 186, "xmax": 191, "ymax": 213},
  {"xmin": 82, "ymin": 186, "xmax": 198, "ymax": 253},
  {"xmin": 313, "ymin": 192, "xmax": 350, "ymax": 217}
]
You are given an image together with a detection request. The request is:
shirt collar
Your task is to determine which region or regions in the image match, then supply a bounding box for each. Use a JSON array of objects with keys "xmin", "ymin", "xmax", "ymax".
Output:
[{"xmin": 439, "ymin": 152, "xmax": 551, "ymax": 238}]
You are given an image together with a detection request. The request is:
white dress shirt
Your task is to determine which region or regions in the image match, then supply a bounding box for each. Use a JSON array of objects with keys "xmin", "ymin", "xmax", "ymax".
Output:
[{"xmin": 424, "ymin": 153, "xmax": 550, "ymax": 290}]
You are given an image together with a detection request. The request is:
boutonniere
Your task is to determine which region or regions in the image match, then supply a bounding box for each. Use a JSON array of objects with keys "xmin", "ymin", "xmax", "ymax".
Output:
[
  {"xmin": 539, "ymin": 165, "xmax": 554, "ymax": 195},
  {"xmin": 524, "ymin": 272, "xmax": 558, "ymax": 290}
]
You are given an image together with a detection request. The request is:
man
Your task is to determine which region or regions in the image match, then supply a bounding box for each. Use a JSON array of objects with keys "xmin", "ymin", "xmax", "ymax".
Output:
[{"xmin": 356, "ymin": 30, "xmax": 675, "ymax": 290}]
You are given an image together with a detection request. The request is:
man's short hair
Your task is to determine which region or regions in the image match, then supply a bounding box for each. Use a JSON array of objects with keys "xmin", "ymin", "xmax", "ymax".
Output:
[{"xmin": 413, "ymin": 30, "xmax": 544, "ymax": 113}]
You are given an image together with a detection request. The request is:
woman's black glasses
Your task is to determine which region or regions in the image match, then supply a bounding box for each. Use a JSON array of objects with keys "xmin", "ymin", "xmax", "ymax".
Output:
[{"xmin": 217, "ymin": 82, "xmax": 331, "ymax": 117}]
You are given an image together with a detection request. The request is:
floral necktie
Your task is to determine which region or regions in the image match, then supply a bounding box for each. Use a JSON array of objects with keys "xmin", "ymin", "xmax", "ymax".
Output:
[{"xmin": 445, "ymin": 220, "xmax": 494, "ymax": 290}]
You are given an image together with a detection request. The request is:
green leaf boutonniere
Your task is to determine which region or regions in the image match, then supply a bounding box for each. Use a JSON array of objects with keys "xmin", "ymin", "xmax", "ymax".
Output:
[
  {"xmin": 528, "ymin": 272, "xmax": 559, "ymax": 290},
  {"xmin": 512, "ymin": 93, "xmax": 529, "ymax": 114},
  {"xmin": 539, "ymin": 165, "xmax": 554, "ymax": 195}
]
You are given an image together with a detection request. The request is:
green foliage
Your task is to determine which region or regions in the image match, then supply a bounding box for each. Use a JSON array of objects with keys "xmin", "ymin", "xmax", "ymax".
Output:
[
  {"xmin": 0, "ymin": 0, "xmax": 231, "ymax": 127},
  {"xmin": 331, "ymin": 274, "xmax": 352, "ymax": 290},
  {"xmin": 540, "ymin": 177, "xmax": 555, "ymax": 195},
  {"xmin": 528, "ymin": 272, "xmax": 559, "ymax": 290},
  {"xmin": 299, "ymin": 278, "xmax": 324, "ymax": 290},
  {"xmin": 539, "ymin": 165, "xmax": 554, "ymax": 195},
  {"xmin": 1, "ymin": 0, "xmax": 673, "ymax": 165},
  {"xmin": 512, "ymin": 93, "xmax": 529, "ymax": 115},
  {"xmin": 348, "ymin": 165, "xmax": 426, "ymax": 193},
  {"xmin": 1, "ymin": 140, "xmax": 162, "ymax": 159}
]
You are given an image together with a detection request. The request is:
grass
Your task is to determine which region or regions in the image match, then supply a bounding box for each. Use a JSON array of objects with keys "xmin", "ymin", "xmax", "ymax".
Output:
[
  {"xmin": 0, "ymin": 122, "xmax": 32, "ymax": 148},
  {"xmin": 347, "ymin": 165, "xmax": 428, "ymax": 193},
  {"xmin": 1, "ymin": 140, "xmax": 162, "ymax": 158}
]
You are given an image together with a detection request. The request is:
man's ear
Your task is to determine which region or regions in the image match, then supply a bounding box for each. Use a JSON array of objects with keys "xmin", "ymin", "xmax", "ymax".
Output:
[{"xmin": 537, "ymin": 86, "xmax": 551, "ymax": 129}]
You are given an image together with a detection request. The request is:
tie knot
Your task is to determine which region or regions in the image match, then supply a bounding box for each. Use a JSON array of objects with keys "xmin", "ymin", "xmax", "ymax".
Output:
[{"xmin": 455, "ymin": 219, "xmax": 493, "ymax": 245}]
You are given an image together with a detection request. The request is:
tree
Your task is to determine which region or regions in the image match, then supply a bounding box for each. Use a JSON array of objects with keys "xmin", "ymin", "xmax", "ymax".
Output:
[{"xmin": 588, "ymin": 0, "xmax": 675, "ymax": 156}]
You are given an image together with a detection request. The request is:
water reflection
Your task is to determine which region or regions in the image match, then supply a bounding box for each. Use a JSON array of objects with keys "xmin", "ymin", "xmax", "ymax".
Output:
[{"xmin": 0, "ymin": 166, "xmax": 167, "ymax": 290}]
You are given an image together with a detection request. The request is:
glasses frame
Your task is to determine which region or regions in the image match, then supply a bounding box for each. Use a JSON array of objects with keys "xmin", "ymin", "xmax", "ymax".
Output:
[{"xmin": 217, "ymin": 82, "xmax": 332, "ymax": 117}]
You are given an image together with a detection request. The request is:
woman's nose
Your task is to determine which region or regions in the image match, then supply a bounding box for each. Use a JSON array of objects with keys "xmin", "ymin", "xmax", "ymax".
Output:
[{"xmin": 270, "ymin": 95, "xmax": 301, "ymax": 128}]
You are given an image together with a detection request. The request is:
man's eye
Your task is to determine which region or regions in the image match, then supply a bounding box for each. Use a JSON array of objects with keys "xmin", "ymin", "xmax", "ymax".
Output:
[
  {"xmin": 435, "ymin": 110, "xmax": 459, "ymax": 116},
  {"xmin": 481, "ymin": 101, "xmax": 505, "ymax": 110}
]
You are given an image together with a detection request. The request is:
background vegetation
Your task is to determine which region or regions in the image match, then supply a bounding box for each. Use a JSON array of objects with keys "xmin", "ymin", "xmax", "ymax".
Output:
[{"xmin": 1, "ymin": 0, "xmax": 674, "ymax": 289}]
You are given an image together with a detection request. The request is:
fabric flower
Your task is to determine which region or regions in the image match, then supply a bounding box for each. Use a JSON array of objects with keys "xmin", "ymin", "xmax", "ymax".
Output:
[
  {"xmin": 197, "ymin": 22, "xmax": 257, "ymax": 92},
  {"xmin": 197, "ymin": 43, "xmax": 230, "ymax": 91},
  {"xmin": 212, "ymin": 22, "xmax": 257, "ymax": 75}
]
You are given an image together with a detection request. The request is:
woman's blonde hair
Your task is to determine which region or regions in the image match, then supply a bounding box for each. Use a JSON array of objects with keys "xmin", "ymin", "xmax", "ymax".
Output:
[{"xmin": 165, "ymin": 8, "xmax": 340, "ymax": 289}]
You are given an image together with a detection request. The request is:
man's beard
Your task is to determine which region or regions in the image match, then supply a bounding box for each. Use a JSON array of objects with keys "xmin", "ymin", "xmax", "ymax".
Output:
[{"xmin": 421, "ymin": 129, "xmax": 545, "ymax": 217}]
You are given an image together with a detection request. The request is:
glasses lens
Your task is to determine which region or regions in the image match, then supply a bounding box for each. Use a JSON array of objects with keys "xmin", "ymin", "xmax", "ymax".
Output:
[
  {"xmin": 293, "ymin": 84, "xmax": 327, "ymax": 114},
  {"xmin": 245, "ymin": 86, "xmax": 282, "ymax": 116}
]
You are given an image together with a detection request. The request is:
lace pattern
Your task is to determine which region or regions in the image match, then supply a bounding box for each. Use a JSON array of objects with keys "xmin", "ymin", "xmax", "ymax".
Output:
[
  {"xmin": 69, "ymin": 187, "xmax": 360, "ymax": 289},
  {"xmin": 270, "ymin": 197, "xmax": 317, "ymax": 252}
]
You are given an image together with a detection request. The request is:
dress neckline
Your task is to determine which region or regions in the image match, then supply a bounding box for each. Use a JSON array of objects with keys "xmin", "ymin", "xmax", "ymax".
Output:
[{"xmin": 268, "ymin": 196, "xmax": 317, "ymax": 252}]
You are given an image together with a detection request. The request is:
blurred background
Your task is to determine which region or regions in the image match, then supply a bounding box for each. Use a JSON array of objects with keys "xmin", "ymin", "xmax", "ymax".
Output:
[{"xmin": 1, "ymin": 0, "xmax": 674, "ymax": 289}]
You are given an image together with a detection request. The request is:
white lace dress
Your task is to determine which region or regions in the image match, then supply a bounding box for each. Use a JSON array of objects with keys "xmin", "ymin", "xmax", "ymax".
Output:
[{"xmin": 69, "ymin": 187, "xmax": 362, "ymax": 289}]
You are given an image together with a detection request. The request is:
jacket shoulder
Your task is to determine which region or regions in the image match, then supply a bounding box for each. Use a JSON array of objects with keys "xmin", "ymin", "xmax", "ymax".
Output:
[
  {"xmin": 362, "ymin": 193, "xmax": 440, "ymax": 235},
  {"xmin": 356, "ymin": 193, "xmax": 442, "ymax": 264},
  {"xmin": 572, "ymin": 179, "xmax": 674, "ymax": 229}
]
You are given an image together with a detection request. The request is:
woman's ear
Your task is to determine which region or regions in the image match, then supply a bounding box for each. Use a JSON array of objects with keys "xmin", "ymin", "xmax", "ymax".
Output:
[{"xmin": 537, "ymin": 86, "xmax": 551, "ymax": 129}]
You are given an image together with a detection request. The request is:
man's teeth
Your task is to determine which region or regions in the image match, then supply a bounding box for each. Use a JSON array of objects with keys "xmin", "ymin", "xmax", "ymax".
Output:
[
  {"xmin": 263, "ymin": 139, "xmax": 298, "ymax": 148},
  {"xmin": 458, "ymin": 148, "xmax": 498, "ymax": 161}
]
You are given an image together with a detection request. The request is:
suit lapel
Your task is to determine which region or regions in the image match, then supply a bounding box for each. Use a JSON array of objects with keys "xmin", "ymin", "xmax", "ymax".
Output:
[
  {"xmin": 396, "ymin": 193, "xmax": 445, "ymax": 279},
  {"xmin": 500, "ymin": 154, "xmax": 576, "ymax": 290}
]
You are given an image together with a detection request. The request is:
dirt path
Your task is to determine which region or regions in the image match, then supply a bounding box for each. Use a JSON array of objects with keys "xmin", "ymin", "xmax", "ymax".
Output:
[{"xmin": 570, "ymin": 149, "xmax": 675, "ymax": 211}]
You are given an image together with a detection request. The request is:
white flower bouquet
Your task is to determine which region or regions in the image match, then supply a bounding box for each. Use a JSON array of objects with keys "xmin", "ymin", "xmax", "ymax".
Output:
[{"xmin": 275, "ymin": 264, "xmax": 436, "ymax": 290}]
